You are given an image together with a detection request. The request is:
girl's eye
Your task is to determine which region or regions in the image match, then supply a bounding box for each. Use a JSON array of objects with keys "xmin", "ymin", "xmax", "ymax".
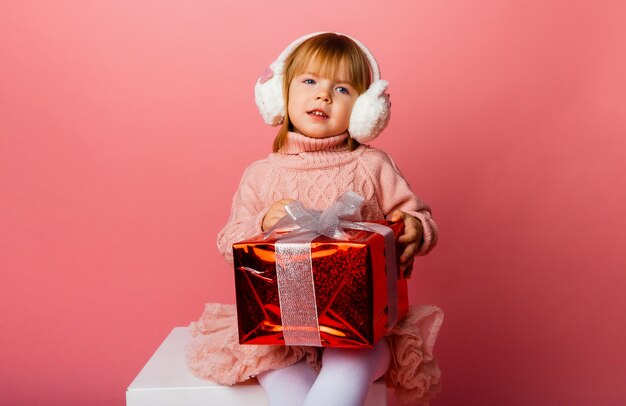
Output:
[
  {"xmin": 303, "ymin": 79, "xmax": 316, "ymax": 85},
  {"xmin": 336, "ymin": 86, "xmax": 350, "ymax": 95}
]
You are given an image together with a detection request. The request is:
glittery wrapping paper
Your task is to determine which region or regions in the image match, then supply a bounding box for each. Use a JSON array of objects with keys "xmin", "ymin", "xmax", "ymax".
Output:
[{"xmin": 233, "ymin": 221, "xmax": 408, "ymax": 348}]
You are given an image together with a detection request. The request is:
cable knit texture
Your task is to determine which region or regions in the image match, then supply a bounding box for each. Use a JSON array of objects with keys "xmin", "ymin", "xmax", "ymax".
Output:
[
  {"xmin": 217, "ymin": 131, "xmax": 438, "ymax": 263},
  {"xmin": 187, "ymin": 131, "xmax": 443, "ymax": 405}
]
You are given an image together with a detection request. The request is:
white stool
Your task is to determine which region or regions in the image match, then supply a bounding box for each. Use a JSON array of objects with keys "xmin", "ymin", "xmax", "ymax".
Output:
[{"xmin": 127, "ymin": 327, "xmax": 389, "ymax": 405}]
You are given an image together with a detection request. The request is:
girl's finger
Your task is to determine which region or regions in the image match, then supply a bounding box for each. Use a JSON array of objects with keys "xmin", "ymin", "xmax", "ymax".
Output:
[
  {"xmin": 398, "ymin": 226, "xmax": 418, "ymax": 243},
  {"xmin": 400, "ymin": 244, "xmax": 417, "ymax": 263},
  {"xmin": 403, "ymin": 258, "xmax": 415, "ymax": 278},
  {"xmin": 386, "ymin": 210, "xmax": 403, "ymax": 222}
]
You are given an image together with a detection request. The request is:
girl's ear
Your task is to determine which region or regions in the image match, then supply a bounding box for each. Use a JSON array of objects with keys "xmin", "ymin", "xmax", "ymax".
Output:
[
  {"xmin": 255, "ymin": 62, "xmax": 286, "ymax": 126},
  {"xmin": 348, "ymin": 80, "xmax": 391, "ymax": 143}
]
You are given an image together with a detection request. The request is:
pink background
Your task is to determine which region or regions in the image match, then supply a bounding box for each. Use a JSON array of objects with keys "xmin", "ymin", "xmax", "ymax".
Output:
[{"xmin": 1, "ymin": 1, "xmax": 625, "ymax": 405}]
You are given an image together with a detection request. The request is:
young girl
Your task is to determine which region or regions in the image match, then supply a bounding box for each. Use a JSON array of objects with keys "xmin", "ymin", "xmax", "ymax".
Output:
[{"xmin": 186, "ymin": 32, "xmax": 444, "ymax": 406}]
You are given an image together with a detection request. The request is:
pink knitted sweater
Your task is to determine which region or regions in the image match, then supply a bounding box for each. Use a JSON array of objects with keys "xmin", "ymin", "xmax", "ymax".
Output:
[{"xmin": 217, "ymin": 131, "xmax": 438, "ymax": 262}]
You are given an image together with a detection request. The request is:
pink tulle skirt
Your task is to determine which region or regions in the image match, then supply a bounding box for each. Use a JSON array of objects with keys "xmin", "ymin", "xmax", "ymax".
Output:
[{"xmin": 185, "ymin": 303, "xmax": 443, "ymax": 406}]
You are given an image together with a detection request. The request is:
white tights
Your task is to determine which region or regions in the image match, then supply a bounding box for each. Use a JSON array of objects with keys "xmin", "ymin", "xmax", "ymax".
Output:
[{"xmin": 257, "ymin": 339, "xmax": 391, "ymax": 406}]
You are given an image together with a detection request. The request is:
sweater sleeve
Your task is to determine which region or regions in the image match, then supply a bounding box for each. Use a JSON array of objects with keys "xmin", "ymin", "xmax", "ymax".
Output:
[
  {"xmin": 366, "ymin": 149, "xmax": 439, "ymax": 256},
  {"xmin": 216, "ymin": 163, "xmax": 268, "ymax": 264}
]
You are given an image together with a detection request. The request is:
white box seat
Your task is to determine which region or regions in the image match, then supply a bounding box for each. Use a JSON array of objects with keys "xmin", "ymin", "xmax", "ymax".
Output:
[{"xmin": 127, "ymin": 327, "xmax": 389, "ymax": 405}]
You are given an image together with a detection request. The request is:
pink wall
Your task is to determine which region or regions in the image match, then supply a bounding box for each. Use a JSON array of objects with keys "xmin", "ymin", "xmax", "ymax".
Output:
[{"xmin": 1, "ymin": 1, "xmax": 625, "ymax": 405}]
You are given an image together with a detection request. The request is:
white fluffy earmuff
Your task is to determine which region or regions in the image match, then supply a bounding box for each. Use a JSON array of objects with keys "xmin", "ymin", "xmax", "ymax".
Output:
[{"xmin": 254, "ymin": 32, "xmax": 391, "ymax": 143}]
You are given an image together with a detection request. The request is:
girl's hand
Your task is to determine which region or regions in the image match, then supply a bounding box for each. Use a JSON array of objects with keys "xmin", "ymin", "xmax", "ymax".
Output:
[
  {"xmin": 387, "ymin": 210, "xmax": 424, "ymax": 278},
  {"xmin": 262, "ymin": 199, "xmax": 296, "ymax": 232}
]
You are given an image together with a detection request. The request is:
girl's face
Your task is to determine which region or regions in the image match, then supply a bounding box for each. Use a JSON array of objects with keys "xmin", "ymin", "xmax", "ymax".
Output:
[{"xmin": 287, "ymin": 61, "xmax": 359, "ymax": 139}]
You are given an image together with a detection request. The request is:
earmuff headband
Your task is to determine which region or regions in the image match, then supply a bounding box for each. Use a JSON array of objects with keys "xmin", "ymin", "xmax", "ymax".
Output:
[{"xmin": 275, "ymin": 32, "xmax": 382, "ymax": 83}]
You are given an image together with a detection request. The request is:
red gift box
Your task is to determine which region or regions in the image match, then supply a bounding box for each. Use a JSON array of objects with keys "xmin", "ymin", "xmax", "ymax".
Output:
[{"xmin": 233, "ymin": 221, "xmax": 408, "ymax": 348}]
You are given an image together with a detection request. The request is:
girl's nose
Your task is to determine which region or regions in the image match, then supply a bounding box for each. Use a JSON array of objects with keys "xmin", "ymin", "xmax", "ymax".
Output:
[{"xmin": 315, "ymin": 88, "xmax": 331, "ymax": 102}]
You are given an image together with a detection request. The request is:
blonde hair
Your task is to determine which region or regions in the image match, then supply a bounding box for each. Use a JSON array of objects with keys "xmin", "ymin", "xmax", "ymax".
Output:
[{"xmin": 273, "ymin": 33, "xmax": 372, "ymax": 152}]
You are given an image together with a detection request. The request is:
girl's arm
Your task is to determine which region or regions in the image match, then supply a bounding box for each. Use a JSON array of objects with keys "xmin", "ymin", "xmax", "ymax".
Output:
[
  {"xmin": 217, "ymin": 164, "xmax": 268, "ymax": 264},
  {"xmin": 365, "ymin": 149, "xmax": 439, "ymax": 256}
]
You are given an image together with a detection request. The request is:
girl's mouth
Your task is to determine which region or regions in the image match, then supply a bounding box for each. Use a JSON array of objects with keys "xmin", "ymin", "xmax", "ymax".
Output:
[{"xmin": 308, "ymin": 109, "xmax": 328, "ymax": 119}]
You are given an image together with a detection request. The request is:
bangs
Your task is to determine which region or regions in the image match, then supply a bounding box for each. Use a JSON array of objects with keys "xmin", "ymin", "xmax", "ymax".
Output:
[{"xmin": 286, "ymin": 34, "xmax": 371, "ymax": 94}]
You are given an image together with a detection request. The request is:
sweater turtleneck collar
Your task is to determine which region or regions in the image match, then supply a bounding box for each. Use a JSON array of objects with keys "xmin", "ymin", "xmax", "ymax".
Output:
[{"xmin": 278, "ymin": 131, "xmax": 350, "ymax": 155}]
